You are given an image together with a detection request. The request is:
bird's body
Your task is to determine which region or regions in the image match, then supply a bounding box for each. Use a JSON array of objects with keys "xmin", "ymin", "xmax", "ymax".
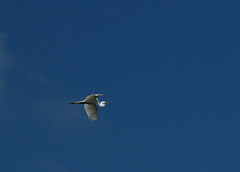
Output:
[{"xmin": 69, "ymin": 94, "xmax": 110, "ymax": 121}]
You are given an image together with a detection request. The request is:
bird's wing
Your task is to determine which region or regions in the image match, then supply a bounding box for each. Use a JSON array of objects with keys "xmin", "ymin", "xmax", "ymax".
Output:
[
  {"xmin": 85, "ymin": 94, "xmax": 96, "ymax": 102},
  {"xmin": 84, "ymin": 104, "xmax": 98, "ymax": 121}
]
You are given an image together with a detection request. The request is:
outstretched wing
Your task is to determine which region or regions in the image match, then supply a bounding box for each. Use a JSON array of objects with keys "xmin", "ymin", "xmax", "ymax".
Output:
[{"xmin": 84, "ymin": 104, "xmax": 98, "ymax": 121}]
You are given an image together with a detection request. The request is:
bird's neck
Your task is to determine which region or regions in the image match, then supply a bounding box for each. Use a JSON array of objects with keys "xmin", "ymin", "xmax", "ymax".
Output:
[{"xmin": 98, "ymin": 101, "xmax": 105, "ymax": 107}]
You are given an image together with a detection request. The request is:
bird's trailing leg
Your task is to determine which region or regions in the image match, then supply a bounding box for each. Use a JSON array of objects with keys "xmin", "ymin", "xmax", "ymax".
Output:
[{"xmin": 69, "ymin": 101, "xmax": 91, "ymax": 104}]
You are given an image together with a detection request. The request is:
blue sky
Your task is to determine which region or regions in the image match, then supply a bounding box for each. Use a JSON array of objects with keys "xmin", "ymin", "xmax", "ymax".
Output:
[{"xmin": 0, "ymin": 0, "xmax": 240, "ymax": 171}]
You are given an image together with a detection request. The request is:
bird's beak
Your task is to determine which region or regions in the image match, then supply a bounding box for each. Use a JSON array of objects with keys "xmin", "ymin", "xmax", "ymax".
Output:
[{"xmin": 105, "ymin": 102, "xmax": 111, "ymax": 105}]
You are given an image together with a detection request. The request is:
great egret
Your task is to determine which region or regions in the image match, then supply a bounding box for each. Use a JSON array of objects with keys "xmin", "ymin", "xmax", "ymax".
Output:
[{"xmin": 69, "ymin": 94, "xmax": 111, "ymax": 121}]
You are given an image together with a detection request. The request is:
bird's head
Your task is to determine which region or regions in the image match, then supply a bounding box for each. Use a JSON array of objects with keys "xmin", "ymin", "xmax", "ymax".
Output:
[{"xmin": 99, "ymin": 101, "xmax": 111, "ymax": 107}]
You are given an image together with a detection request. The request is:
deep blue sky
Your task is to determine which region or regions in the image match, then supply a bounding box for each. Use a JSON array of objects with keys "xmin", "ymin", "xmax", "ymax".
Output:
[{"xmin": 0, "ymin": 0, "xmax": 240, "ymax": 171}]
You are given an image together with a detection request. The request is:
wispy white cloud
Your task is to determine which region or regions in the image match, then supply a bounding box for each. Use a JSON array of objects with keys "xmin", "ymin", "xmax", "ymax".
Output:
[
  {"xmin": 29, "ymin": 94, "xmax": 109, "ymax": 136},
  {"xmin": 31, "ymin": 96, "xmax": 88, "ymax": 134},
  {"xmin": 0, "ymin": 29, "xmax": 97, "ymax": 133},
  {"xmin": 27, "ymin": 73, "xmax": 57, "ymax": 86}
]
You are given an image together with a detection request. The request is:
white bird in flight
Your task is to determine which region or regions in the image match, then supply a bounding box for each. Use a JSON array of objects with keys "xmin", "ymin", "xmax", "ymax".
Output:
[{"xmin": 69, "ymin": 94, "xmax": 111, "ymax": 121}]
